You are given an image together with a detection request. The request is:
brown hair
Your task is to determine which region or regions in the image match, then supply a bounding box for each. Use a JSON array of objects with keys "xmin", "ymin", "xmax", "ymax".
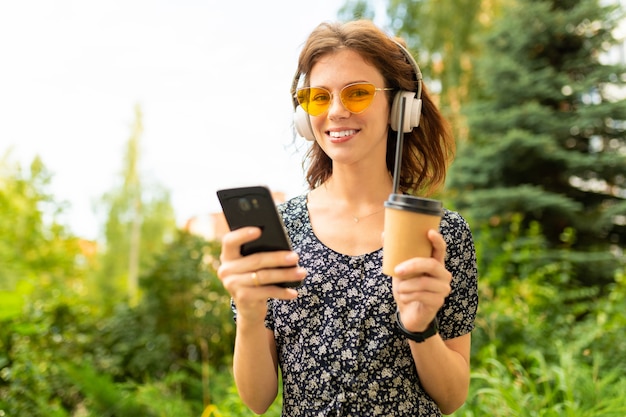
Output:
[{"xmin": 292, "ymin": 20, "xmax": 455, "ymax": 196}]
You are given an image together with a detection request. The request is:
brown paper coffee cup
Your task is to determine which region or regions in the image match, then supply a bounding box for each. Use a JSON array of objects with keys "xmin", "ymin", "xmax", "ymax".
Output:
[{"xmin": 382, "ymin": 194, "xmax": 443, "ymax": 276}]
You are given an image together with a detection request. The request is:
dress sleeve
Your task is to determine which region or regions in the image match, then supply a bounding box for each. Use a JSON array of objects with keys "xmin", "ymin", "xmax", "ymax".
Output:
[{"xmin": 437, "ymin": 209, "xmax": 479, "ymax": 340}]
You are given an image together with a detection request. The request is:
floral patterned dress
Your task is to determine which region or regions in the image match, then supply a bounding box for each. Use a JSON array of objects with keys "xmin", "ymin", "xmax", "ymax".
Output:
[{"xmin": 235, "ymin": 194, "xmax": 478, "ymax": 416}]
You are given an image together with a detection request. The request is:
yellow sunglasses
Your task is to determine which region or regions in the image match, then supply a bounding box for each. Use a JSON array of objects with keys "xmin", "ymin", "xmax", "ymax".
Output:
[{"xmin": 296, "ymin": 82, "xmax": 394, "ymax": 116}]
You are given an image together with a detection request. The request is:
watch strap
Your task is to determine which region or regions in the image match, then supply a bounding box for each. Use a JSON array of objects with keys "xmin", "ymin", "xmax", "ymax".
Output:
[{"xmin": 394, "ymin": 310, "xmax": 439, "ymax": 343}]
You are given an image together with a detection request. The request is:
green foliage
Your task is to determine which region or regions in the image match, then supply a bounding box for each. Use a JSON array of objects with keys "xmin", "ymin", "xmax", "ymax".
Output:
[
  {"xmin": 571, "ymin": 266, "xmax": 626, "ymax": 374},
  {"xmin": 448, "ymin": 0, "xmax": 626, "ymax": 287},
  {"xmin": 0, "ymin": 152, "xmax": 83, "ymax": 303},
  {"xmin": 139, "ymin": 230, "xmax": 235, "ymax": 369},
  {"xmin": 0, "ymin": 233, "xmax": 229, "ymax": 416},
  {"xmin": 385, "ymin": 0, "xmax": 484, "ymax": 87},
  {"xmin": 439, "ymin": 5, "xmax": 626, "ymax": 404},
  {"xmin": 338, "ymin": 0, "xmax": 376, "ymax": 21},
  {"xmin": 0, "ymin": 299, "xmax": 86, "ymax": 416},
  {"xmin": 88, "ymin": 303, "xmax": 172, "ymax": 381},
  {"xmin": 454, "ymin": 207, "xmax": 626, "ymax": 416},
  {"xmin": 63, "ymin": 364, "xmax": 153, "ymax": 416},
  {"xmin": 64, "ymin": 364, "xmax": 201, "ymax": 417},
  {"xmin": 453, "ymin": 347, "xmax": 626, "ymax": 417},
  {"xmin": 469, "ymin": 213, "xmax": 626, "ymax": 368},
  {"xmin": 133, "ymin": 372, "xmax": 199, "ymax": 417},
  {"xmin": 387, "ymin": 0, "xmax": 501, "ymax": 141},
  {"xmin": 448, "ymin": 212, "xmax": 626, "ymax": 416},
  {"xmin": 0, "ymin": 151, "xmax": 206, "ymax": 416},
  {"xmin": 0, "ymin": 281, "xmax": 33, "ymax": 321}
]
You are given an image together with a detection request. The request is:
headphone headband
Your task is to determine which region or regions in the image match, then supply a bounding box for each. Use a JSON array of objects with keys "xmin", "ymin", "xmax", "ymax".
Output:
[
  {"xmin": 290, "ymin": 67, "xmax": 303, "ymax": 111},
  {"xmin": 392, "ymin": 40, "xmax": 423, "ymax": 103}
]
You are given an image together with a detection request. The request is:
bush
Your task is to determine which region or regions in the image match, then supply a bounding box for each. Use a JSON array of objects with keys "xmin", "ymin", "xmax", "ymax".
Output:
[{"xmin": 453, "ymin": 346, "xmax": 626, "ymax": 417}]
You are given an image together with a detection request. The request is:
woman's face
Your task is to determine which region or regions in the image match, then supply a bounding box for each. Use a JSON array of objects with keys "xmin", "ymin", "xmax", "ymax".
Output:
[{"xmin": 308, "ymin": 48, "xmax": 390, "ymax": 169}]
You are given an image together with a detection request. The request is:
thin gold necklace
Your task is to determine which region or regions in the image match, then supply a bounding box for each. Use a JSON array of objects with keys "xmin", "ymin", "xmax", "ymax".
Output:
[{"xmin": 353, "ymin": 207, "xmax": 385, "ymax": 223}]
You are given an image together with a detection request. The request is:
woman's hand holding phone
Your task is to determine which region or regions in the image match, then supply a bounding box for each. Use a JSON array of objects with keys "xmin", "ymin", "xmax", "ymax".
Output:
[
  {"xmin": 216, "ymin": 186, "xmax": 305, "ymax": 317},
  {"xmin": 217, "ymin": 226, "xmax": 304, "ymax": 319}
]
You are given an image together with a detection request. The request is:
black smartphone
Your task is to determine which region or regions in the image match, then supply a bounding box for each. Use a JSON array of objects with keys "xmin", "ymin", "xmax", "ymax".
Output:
[{"xmin": 216, "ymin": 185, "xmax": 301, "ymax": 288}]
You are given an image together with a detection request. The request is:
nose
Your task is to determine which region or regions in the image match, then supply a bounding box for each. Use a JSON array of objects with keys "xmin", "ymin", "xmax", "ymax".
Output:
[{"xmin": 327, "ymin": 91, "xmax": 350, "ymax": 119}]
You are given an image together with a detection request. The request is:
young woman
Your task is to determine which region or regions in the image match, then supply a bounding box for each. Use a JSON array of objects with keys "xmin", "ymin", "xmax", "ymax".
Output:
[{"xmin": 218, "ymin": 19, "xmax": 478, "ymax": 416}]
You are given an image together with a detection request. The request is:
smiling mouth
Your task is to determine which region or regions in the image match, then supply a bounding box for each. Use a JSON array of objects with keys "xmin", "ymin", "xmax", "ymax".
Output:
[{"xmin": 328, "ymin": 129, "xmax": 358, "ymax": 138}]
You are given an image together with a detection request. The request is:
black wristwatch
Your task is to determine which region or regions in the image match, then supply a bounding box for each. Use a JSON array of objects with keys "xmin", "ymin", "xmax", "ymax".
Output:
[{"xmin": 394, "ymin": 310, "xmax": 439, "ymax": 343}]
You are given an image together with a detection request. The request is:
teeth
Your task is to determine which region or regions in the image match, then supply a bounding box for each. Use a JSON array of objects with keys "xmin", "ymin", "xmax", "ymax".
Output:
[{"xmin": 329, "ymin": 130, "xmax": 357, "ymax": 138}]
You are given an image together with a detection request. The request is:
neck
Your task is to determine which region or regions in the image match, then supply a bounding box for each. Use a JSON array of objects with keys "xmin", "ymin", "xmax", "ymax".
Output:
[
  {"xmin": 310, "ymin": 166, "xmax": 392, "ymax": 223},
  {"xmin": 323, "ymin": 165, "xmax": 392, "ymax": 204}
]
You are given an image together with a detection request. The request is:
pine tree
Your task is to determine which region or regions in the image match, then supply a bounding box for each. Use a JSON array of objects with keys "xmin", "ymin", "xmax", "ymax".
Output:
[{"xmin": 448, "ymin": 0, "xmax": 626, "ymax": 286}]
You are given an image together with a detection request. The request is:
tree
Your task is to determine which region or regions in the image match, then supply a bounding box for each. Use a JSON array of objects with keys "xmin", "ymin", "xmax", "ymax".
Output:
[
  {"xmin": 139, "ymin": 231, "xmax": 235, "ymax": 407},
  {"xmin": 447, "ymin": 0, "xmax": 626, "ymax": 286},
  {"xmin": 0, "ymin": 152, "xmax": 83, "ymax": 319},
  {"xmin": 338, "ymin": 0, "xmax": 377, "ymax": 21},
  {"xmin": 339, "ymin": 0, "xmax": 506, "ymax": 141},
  {"xmin": 387, "ymin": 0, "xmax": 502, "ymax": 141},
  {"xmin": 94, "ymin": 105, "xmax": 177, "ymax": 310},
  {"xmin": 0, "ymin": 153, "xmax": 92, "ymax": 416}
]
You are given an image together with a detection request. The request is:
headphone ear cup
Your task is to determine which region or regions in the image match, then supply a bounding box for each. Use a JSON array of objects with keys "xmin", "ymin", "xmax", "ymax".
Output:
[
  {"xmin": 390, "ymin": 91, "xmax": 422, "ymax": 133},
  {"xmin": 294, "ymin": 106, "xmax": 315, "ymax": 141}
]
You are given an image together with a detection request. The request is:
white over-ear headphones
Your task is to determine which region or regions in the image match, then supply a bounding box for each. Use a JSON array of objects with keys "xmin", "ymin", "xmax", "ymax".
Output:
[{"xmin": 291, "ymin": 40, "xmax": 423, "ymax": 141}]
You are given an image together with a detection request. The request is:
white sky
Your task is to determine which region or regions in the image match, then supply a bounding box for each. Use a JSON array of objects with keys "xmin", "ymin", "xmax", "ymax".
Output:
[{"xmin": 0, "ymin": 0, "xmax": 368, "ymax": 240}]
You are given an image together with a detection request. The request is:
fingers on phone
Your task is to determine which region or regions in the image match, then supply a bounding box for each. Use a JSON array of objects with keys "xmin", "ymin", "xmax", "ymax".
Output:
[
  {"xmin": 220, "ymin": 227, "xmax": 261, "ymax": 259},
  {"xmin": 263, "ymin": 265, "xmax": 306, "ymax": 288}
]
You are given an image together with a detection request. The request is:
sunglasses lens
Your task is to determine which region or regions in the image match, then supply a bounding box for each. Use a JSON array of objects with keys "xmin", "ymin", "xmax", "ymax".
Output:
[
  {"xmin": 341, "ymin": 83, "xmax": 377, "ymax": 113},
  {"xmin": 297, "ymin": 87, "xmax": 331, "ymax": 116},
  {"xmin": 296, "ymin": 83, "xmax": 379, "ymax": 116}
]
